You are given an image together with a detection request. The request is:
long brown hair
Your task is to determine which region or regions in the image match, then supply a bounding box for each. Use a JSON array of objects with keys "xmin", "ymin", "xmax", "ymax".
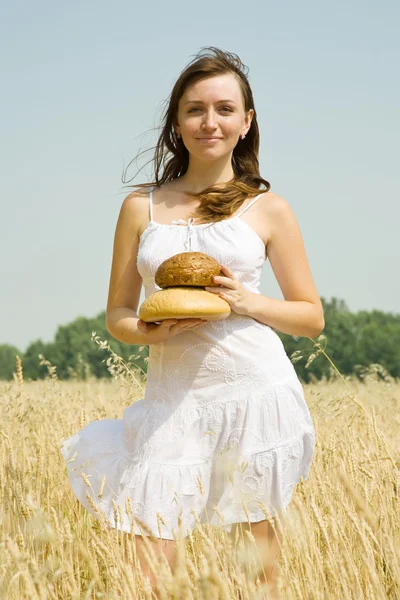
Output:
[{"xmin": 122, "ymin": 46, "xmax": 271, "ymax": 223}]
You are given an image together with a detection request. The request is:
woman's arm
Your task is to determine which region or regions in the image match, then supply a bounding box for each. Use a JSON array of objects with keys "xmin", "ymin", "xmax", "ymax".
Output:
[
  {"xmin": 245, "ymin": 295, "xmax": 324, "ymax": 337},
  {"xmin": 106, "ymin": 191, "xmax": 149, "ymax": 345},
  {"xmin": 245, "ymin": 193, "xmax": 325, "ymax": 338}
]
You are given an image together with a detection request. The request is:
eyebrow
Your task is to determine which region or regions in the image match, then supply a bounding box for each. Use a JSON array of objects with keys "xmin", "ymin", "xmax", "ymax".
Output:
[{"xmin": 183, "ymin": 99, "xmax": 237, "ymax": 105}]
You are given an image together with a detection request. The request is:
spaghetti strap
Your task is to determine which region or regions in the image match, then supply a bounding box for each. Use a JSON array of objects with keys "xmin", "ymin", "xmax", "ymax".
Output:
[
  {"xmin": 149, "ymin": 187, "xmax": 154, "ymax": 222},
  {"xmin": 235, "ymin": 192, "xmax": 264, "ymax": 218}
]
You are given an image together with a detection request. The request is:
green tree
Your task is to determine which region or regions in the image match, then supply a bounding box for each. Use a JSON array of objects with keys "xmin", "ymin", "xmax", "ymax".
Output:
[
  {"xmin": 279, "ymin": 298, "xmax": 400, "ymax": 381},
  {"xmin": 0, "ymin": 344, "xmax": 22, "ymax": 380},
  {"xmin": 15, "ymin": 311, "xmax": 149, "ymax": 381},
  {"xmin": 19, "ymin": 339, "xmax": 52, "ymax": 381}
]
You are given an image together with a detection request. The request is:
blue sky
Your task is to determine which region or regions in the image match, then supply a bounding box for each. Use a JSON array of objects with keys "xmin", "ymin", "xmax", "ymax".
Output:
[{"xmin": 1, "ymin": 0, "xmax": 399, "ymax": 352}]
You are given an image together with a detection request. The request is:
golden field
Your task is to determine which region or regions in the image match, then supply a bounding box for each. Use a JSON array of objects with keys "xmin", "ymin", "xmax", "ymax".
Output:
[{"xmin": 0, "ymin": 350, "xmax": 399, "ymax": 599}]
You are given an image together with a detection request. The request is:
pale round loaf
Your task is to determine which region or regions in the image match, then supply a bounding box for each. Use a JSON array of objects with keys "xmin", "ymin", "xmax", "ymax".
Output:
[{"xmin": 138, "ymin": 287, "xmax": 231, "ymax": 322}]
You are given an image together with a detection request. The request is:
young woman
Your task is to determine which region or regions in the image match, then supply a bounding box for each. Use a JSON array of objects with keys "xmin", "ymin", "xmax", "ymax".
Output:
[{"xmin": 61, "ymin": 47, "xmax": 324, "ymax": 598}]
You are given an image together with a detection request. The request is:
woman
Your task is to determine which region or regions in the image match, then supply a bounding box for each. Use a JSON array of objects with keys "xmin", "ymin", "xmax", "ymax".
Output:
[{"xmin": 61, "ymin": 46, "xmax": 324, "ymax": 598}]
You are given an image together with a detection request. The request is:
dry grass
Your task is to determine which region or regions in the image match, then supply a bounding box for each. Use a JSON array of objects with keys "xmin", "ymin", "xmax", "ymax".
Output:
[{"xmin": 0, "ymin": 347, "xmax": 399, "ymax": 599}]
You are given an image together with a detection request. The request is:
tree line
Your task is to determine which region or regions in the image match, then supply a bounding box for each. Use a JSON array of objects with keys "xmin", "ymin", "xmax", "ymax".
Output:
[{"xmin": 1, "ymin": 297, "xmax": 399, "ymax": 382}]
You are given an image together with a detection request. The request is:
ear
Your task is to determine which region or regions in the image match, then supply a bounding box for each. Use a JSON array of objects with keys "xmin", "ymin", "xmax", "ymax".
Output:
[{"xmin": 243, "ymin": 109, "xmax": 254, "ymax": 136}]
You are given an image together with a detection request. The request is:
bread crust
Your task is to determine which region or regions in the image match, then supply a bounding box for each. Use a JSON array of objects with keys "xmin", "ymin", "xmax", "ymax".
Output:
[
  {"xmin": 138, "ymin": 287, "xmax": 231, "ymax": 322},
  {"xmin": 155, "ymin": 252, "xmax": 223, "ymax": 288}
]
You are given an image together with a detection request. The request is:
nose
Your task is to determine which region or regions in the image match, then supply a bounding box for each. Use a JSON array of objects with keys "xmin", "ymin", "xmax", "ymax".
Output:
[{"xmin": 202, "ymin": 108, "xmax": 218, "ymax": 130}]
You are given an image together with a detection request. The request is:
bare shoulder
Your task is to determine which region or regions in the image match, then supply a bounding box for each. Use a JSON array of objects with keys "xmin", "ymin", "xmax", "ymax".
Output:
[
  {"xmin": 118, "ymin": 186, "xmax": 151, "ymax": 237},
  {"xmin": 244, "ymin": 190, "xmax": 294, "ymax": 247},
  {"xmin": 261, "ymin": 191, "xmax": 299, "ymax": 232},
  {"xmin": 262, "ymin": 191, "xmax": 293, "ymax": 216},
  {"xmin": 120, "ymin": 186, "xmax": 150, "ymax": 212}
]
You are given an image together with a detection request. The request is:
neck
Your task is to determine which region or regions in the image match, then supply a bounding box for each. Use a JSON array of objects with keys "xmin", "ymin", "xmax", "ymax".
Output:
[{"xmin": 178, "ymin": 154, "xmax": 235, "ymax": 194}]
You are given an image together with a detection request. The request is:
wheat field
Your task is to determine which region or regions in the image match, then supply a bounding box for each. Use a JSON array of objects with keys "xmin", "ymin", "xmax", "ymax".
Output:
[{"xmin": 1, "ymin": 347, "xmax": 399, "ymax": 599}]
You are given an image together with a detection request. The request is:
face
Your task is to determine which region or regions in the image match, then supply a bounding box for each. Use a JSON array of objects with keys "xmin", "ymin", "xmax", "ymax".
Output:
[{"xmin": 175, "ymin": 73, "xmax": 253, "ymax": 160}]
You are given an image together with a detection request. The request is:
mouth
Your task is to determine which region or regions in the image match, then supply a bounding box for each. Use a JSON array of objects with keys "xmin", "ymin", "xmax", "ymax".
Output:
[{"xmin": 196, "ymin": 137, "xmax": 222, "ymax": 143}]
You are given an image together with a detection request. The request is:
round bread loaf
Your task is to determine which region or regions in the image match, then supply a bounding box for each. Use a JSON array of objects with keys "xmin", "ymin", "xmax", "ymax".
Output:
[
  {"xmin": 155, "ymin": 251, "xmax": 223, "ymax": 288},
  {"xmin": 138, "ymin": 287, "xmax": 231, "ymax": 322}
]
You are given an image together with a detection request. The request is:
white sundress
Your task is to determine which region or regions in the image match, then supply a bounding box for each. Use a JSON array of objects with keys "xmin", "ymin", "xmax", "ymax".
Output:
[{"xmin": 60, "ymin": 187, "xmax": 316, "ymax": 540}]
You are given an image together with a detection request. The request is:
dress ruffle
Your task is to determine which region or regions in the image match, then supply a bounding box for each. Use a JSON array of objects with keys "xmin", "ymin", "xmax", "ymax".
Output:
[{"xmin": 60, "ymin": 377, "xmax": 315, "ymax": 539}]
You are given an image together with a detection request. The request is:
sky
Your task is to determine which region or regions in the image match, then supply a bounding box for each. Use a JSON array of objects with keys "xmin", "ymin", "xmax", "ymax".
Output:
[{"xmin": 1, "ymin": 0, "xmax": 399, "ymax": 353}]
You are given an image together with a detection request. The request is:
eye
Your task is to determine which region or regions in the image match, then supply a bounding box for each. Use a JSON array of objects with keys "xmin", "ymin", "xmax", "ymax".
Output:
[{"xmin": 187, "ymin": 106, "xmax": 233, "ymax": 114}]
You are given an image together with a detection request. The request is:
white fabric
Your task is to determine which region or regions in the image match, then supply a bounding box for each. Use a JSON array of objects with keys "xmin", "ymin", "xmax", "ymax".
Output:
[{"xmin": 60, "ymin": 187, "xmax": 316, "ymax": 539}]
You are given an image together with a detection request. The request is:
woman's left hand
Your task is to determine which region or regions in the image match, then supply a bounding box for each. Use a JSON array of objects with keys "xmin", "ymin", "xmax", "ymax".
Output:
[{"xmin": 205, "ymin": 265, "xmax": 253, "ymax": 316}]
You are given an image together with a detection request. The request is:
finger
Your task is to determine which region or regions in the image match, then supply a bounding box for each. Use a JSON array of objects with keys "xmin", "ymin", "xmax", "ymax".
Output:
[
  {"xmin": 220, "ymin": 265, "xmax": 235, "ymax": 278},
  {"xmin": 205, "ymin": 286, "xmax": 229, "ymax": 293},
  {"xmin": 180, "ymin": 319, "xmax": 205, "ymax": 325},
  {"xmin": 219, "ymin": 291, "xmax": 230, "ymax": 300},
  {"xmin": 161, "ymin": 319, "xmax": 179, "ymax": 328},
  {"xmin": 177, "ymin": 319, "xmax": 206, "ymax": 329},
  {"xmin": 213, "ymin": 276, "xmax": 235, "ymax": 289}
]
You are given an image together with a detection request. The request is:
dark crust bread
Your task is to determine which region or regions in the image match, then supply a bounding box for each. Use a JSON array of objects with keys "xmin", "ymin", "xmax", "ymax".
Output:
[{"xmin": 155, "ymin": 252, "xmax": 223, "ymax": 288}]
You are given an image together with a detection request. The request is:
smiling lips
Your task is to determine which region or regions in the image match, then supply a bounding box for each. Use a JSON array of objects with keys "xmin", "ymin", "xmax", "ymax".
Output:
[{"xmin": 197, "ymin": 137, "xmax": 222, "ymax": 141}]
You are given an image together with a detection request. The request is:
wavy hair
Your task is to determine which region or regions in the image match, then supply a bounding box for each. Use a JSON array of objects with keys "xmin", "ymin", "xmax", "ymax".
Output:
[{"xmin": 123, "ymin": 46, "xmax": 271, "ymax": 223}]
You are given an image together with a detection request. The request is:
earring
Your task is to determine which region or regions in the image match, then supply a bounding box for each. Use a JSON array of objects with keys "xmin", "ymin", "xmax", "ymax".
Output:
[
  {"xmin": 176, "ymin": 131, "xmax": 181, "ymax": 139},
  {"xmin": 241, "ymin": 134, "xmax": 246, "ymax": 140}
]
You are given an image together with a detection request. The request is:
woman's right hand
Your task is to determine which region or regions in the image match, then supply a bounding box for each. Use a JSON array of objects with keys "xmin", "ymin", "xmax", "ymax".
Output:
[{"xmin": 136, "ymin": 318, "xmax": 207, "ymax": 344}]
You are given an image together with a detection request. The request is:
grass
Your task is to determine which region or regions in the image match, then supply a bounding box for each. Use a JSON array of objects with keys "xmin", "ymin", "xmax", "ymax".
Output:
[{"xmin": 0, "ymin": 341, "xmax": 399, "ymax": 599}]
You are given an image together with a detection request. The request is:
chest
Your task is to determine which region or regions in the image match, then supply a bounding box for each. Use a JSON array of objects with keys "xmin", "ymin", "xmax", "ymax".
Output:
[
  {"xmin": 137, "ymin": 220, "xmax": 266, "ymax": 289},
  {"xmin": 140, "ymin": 198, "xmax": 270, "ymax": 248}
]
